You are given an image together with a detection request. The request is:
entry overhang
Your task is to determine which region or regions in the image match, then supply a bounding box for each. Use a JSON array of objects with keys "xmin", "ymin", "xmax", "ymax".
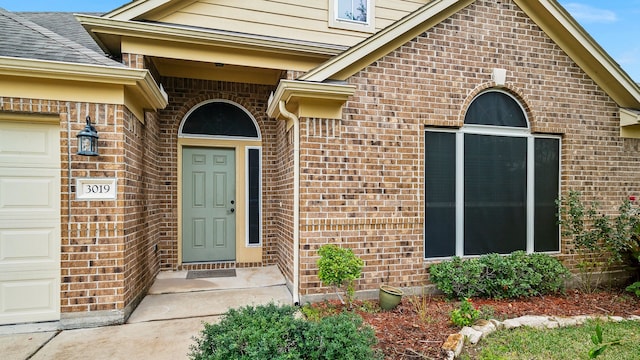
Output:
[
  {"xmin": 267, "ymin": 80, "xmax": 356, "ymax": 122},
  {"xmin": 620, "ymin": 108, "xmax": 640, "ymax": 138}
]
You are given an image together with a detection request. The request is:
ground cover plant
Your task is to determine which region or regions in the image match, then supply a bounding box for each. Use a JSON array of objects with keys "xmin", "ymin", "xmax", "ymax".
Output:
[
  {"xmin": 189, "ymin": 303, "xmax": 381, "ymax": 360},
  {"xmin": 460, "ymin": 320, "xmax": 640, "ymax": 360}
]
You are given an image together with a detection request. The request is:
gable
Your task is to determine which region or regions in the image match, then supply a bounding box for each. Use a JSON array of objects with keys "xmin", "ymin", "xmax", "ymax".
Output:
[
  {"xmin": 293, "ymin": 0, "xmax": 640, "ymax": 137},
  {"xmin": 103, "ymin": 0, "xmax": 432, "ymax": 48}
]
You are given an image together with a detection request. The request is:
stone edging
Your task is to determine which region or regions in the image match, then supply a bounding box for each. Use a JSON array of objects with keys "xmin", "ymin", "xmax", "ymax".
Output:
[{"xmin": 442, "ymin": 314, "xmax": 640, "ymax": 360}]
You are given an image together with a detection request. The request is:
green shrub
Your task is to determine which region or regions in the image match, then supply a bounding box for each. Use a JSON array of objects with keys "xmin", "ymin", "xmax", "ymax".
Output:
[
  {"xmin": 317, "ymin": 244, "xmax": 364, "ymax": 306},
  {"xmin": 626, "ymin": 281, "xmax": 640, "ymax": 297},
  {"xmin": 557, "ymin": 191, "xmax": 640, "ymax": 292},
  {"xmin": 189, "ymin": 303, "xmax": 381, "ymax": 360},
  {"xmin": 428, "ymin": 256, "xmax": 485, "ymax": 298},
  {"xmin": 429, "ymin": 251, "xmax": 569, "ymax": 299},
  {"xmin": 450, "ymin": 298, "xmax": 480, "ymax": 327}
]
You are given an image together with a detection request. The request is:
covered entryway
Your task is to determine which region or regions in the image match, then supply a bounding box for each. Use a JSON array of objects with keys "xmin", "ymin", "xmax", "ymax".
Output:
[
  {"xmin": 178, "ymin": 100, "xmax": 263, "ymax": 265},
  {"xmin": 182, "ymin": 147, "xmax": 236, "ymax": 262},
  {"xmin": 0, "ymin": 119, "xmax": 60, "ymax": 325}
]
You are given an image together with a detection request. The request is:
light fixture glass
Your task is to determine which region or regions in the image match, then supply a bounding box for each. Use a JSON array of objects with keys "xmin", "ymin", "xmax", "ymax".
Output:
[{"xmin": 77, "ymin": 116, "xmax": 99, "ymax": 156}]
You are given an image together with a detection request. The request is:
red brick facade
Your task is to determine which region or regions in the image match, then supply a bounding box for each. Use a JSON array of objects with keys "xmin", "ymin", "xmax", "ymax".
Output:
[
  {"xmin": 296, "ymin": 0, "xmax": 640, "ymax": 298},
  {"xmin": 2, "ymin": 0, "xmax": 638, "ymax": 323}
]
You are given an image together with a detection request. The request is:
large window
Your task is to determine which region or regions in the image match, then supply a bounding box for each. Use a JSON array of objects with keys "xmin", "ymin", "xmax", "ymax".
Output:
[{"xmin": 425, "ymin": 91, "xmax": 560, "ymax": 258}]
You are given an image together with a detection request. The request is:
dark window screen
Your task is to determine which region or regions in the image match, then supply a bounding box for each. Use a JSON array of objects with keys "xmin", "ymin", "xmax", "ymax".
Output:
[
  {"xmin": 464, "ymin": 134, "xmax": 527, "ymax": 255},
  {"xmin": 465, "ymin": 92, "xmax": 527, "ymax": 127},
  {"xmin": 425, "ymin": 131, "xmax": 456, "ymax": 257},
  {"xmin": 534, "ymin": 138, "xmax": 560, "ymax": 252},
  {"xmin": 248, "ymin": 148, "xmax": 260, "ymax": 245},
  {"xmin": 182, "ymin": 102, "xmax": 259, "ymax": 138}
]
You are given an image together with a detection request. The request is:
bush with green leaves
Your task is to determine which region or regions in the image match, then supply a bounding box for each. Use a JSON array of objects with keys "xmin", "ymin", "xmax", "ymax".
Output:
[
  {"xmin": 189, "ymin": 303, "xmax": 381, "ymax": 360},
  {"xmin": 626, "ymin": 281, "xmax": 640, "ymax": 297},
  {"xmin": 557, "ymin": 191, "xmax": 640, "ymax": 292},
  {"xmin": 317, "ymin": 244, "xmax": 364, "ymax": 306},
  {"xmin": 429, "ymin": 251, "xmax": 570, "ymax": 299},
  {"xmin": 450, "ymin": 298, "xmax": 480, "ymax": 327}
]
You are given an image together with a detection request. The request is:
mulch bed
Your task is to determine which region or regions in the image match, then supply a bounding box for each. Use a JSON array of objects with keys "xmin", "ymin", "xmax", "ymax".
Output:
[{"xmin": 310, "ymin": 290, "xmax": 640, "ymax": 359}]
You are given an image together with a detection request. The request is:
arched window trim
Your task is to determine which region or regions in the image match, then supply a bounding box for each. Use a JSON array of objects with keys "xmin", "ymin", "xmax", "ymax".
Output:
[
  {"xmin": 463, "ymin": 89, "xmax": 530, "ymax": 132},
  {"xmin": 178, "ymin": 99, "xmax": 262, "ymax": 141}
]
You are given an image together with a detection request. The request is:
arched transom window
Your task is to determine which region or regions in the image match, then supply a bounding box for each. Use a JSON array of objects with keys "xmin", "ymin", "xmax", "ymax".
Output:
[{"xmin": 179, "ymin": 100, "xmax": 261, "ymax": 139}]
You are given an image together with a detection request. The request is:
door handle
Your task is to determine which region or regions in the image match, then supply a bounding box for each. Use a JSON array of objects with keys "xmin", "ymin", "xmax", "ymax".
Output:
[{"xmin": 230, "ymin": 208, "xmax": 235, "ymax": 213}]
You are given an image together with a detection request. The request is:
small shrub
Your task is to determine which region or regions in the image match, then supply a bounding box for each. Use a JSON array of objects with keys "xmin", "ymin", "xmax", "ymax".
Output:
[
  {"xmin": 317, "ymin": 244, "xmax": 364, "ymax": 306},
  {"xmin": 301, "ymin": 312, "xmax": 382, "ymax": 360},
  {"xmin": 429, "ymin": 256, "xmax": 485, "ymax": 298},
  {"xmin": 429, "ymin": 252, "xmax": 569, "ymax": 299},
  {"xmin": 557, "ymin": 191, "xmax": 640, "ymax": 292},
  {"xmin": 625, "ymin": 281, "xmax": 640, "ymax": 297},
  {"xmin": 450, "ymin": 298, "xmax": 480, "ymax": 327},
  {"xmin": 189, "ymin": 303, "xmax": 381, "ymax": 360}
]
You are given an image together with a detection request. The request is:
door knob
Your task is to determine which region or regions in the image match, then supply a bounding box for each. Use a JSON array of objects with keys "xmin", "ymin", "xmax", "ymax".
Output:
[{"xmin": 230, "ymin": 208, "xmax": 235, "ymax": 213}]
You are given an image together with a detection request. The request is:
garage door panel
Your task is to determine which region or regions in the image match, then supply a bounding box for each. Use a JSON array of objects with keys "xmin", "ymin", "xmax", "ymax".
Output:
[
  {"xmin": 0, "ymin": 221, "xmax": 59, "ymax": 272},
  {"xmin": 0, "ymin": 272, "xmax": 59, "ymax": 324},
  {"xmin": 0, "ymin": 168, "xmax": 59, "ymax": 219},
  {"xmin": 0, "ymin": 121, "xmax": 60, "ymax": 325},
  {"xmin": 0, "ymin": 122, "xmax": 59, "ymax": 167}
]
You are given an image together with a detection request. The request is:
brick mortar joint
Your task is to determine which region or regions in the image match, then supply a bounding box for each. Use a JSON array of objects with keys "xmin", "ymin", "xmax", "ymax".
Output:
[{"xmin": 301, "ymin": 217, "xmax": 423, "ymax": 227}]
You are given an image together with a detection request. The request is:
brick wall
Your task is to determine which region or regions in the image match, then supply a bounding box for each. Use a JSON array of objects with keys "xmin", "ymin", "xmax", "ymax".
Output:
[
  {"xmin": 0, "ymin": 96, "xmax": 166, "ymax": 318},
  {"xmin": 297, "ymin": 0, "xmax": 640, "ymax": 297}
]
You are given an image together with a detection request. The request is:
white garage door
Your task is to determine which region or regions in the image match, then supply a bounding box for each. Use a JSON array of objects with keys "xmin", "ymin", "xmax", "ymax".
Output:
[{"xmin": 0, "ymin": 121, "xmax": 60, "ymax": 325}]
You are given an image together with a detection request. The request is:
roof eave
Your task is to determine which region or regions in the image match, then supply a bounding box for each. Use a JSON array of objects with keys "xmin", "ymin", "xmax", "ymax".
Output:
[
  {"xmin": 76, "ymin": 14, "xmax": 347, "ymax": 59},
  {"xmin": 0, "ymin": 56, "xmax": 168, "ymax": 115}
]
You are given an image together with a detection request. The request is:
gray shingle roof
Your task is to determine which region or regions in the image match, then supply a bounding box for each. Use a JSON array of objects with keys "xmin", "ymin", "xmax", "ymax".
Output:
[
  {"xmin": 19, "ymin": 12, "xmax": 106, "ymax": 55},
  {"xmin": 0, "ymin": 8, "xmax": 122, "ymax": 67}
]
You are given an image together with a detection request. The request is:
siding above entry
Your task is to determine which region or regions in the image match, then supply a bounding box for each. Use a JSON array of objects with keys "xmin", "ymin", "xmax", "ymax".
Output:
[{"xmin": 103, "ymin": 0, "xmax": 431, "ymax": 48}]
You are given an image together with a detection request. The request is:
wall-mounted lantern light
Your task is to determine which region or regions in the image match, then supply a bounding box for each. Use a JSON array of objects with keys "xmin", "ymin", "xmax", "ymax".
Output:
[{"xmin": 77, "ymin": 116, "xmax": 99, "ymax": 156}]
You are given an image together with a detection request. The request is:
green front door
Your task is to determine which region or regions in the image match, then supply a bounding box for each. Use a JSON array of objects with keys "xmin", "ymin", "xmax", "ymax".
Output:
[{"xmin": 182, "ymin": 147, "xmax": 236, "ymax": 262}]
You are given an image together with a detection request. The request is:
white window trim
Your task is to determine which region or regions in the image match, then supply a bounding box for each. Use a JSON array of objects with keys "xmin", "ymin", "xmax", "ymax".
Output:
[
  {"xmin": 246, "ymin": 146, "xmax": 262, "ymax": 247},
  {"xmin": 424, "ymin": 127, "xmax": 562, "ymax": 260},
  {"xmin": 328, "ymin": 0, "xmax": 375, "ymax": 33}
]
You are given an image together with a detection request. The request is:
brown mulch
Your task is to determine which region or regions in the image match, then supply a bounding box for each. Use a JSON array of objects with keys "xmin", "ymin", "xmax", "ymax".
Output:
[{"xmin": 311, "ymin": 290, "xmax": 640, "ymax": 359}]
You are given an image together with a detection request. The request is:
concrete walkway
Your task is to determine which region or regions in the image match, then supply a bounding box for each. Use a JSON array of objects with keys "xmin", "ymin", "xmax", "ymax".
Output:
[{"xmin": 1, "ymin": 266, "xmax": 292, "ymax": 360}]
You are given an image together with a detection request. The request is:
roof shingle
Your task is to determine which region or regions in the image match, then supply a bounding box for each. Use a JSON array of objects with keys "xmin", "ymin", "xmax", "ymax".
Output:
[{"xmin": 0, "ymin": 8, "xmax": 122, "ymax": 67}]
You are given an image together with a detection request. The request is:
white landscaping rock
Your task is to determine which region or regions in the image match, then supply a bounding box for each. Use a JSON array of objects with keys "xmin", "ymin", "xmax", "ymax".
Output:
[
  {"xmin": 489, "ymin": 318, "xmax": 504, "ymax": 330},
  {"xmin": 443, "ymin": 314, "xmax": 640, "ymax": 359},
  {"xmin": 442, "ymin": 333, "xmax": 464, "ymax": 358},
  {"xmin": 472, "ymin": 319, "xmax": 497, "ymax": 337},
  {"xmin": 503, "ymin": 315, "xmax": 551, "ymax": 329},
  {"xmin": 460, "ymin": 326, "xmax": 483, "ymax": 344},
  {"xmin": 552, "ymin": 316, "xmax": 580, "ymax": 327}
]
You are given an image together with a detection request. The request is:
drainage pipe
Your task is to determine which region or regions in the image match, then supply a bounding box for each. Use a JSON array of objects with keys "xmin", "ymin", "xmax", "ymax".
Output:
[{"xmin": 278, "ymin": 100, "xmax": 300, "ymax": 306}]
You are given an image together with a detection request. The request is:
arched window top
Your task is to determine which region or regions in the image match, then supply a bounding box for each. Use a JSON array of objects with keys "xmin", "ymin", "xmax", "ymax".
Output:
[
  {"xmin": 465, "ymin": 91, "xmax": 528, "ymax": 128},
  {"xmin": 179, "ymin": 100, "xmax": 260, "ymax": 139}
]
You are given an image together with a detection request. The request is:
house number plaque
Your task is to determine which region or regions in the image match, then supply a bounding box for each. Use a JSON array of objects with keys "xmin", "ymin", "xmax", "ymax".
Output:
[{"xmin": 76, "ymin": 178, "xmax": 117, "ymax": 200}]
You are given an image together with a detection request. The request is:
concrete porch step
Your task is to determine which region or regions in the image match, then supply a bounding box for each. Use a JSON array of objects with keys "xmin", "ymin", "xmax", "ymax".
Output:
[
  {"xmin": 127, "ymin": 265, "xmax": 292, "ymax": 323},
  {"xmin": 127, "ymin": 285, "xmax": 293, "ymax": 323}
]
